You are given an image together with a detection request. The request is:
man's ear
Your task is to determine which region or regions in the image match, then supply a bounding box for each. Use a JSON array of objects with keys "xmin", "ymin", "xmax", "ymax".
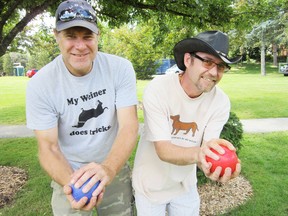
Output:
[{"xmin": 183, "ymin": 53, "xmax": 193, "ymax": 68}]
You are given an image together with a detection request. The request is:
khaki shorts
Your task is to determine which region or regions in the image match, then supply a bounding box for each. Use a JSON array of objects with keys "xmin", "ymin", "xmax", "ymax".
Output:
[{"xmin": 51, "ymin": 163, "xmax": 135, "ymax": 216}]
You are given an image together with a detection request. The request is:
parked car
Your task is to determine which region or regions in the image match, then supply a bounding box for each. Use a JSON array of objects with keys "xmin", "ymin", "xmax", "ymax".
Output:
[
  {"xmin": 279, "ymin": 64, "xmax": 288, "ymax": 76},
  {"xmin": 26, "ymin": 69, "xmax": 38, "ymax": 78},
  {"xmin": 165, "ymin": 64, "xmax": 181, "ymax": 74},
  {"xmin": 156, "ymin": 59, "xmax": 176, "ymax": 75},
  {"xmin": 280, "ymin": 65, "xmax": 287, "ymax": 72}
]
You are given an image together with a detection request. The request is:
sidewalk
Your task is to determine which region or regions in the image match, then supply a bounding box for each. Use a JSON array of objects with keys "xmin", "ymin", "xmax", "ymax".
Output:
[
  {"xmin": 240, "ymin": 118, "xmax": 288, "ymax": 133},
  {"xmin": 1, "ymin": 118, "xmax": 288, "ymax": 138}
]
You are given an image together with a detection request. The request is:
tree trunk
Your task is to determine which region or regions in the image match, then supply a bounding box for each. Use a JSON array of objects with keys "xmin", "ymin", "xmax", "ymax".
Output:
[
  {"xmin": 261, "ymin": 30, "xmax": 266, "ymax": 76},
  {"xmin": 272, "ymin": 44, "xmax": 278, "ymax": 66}
]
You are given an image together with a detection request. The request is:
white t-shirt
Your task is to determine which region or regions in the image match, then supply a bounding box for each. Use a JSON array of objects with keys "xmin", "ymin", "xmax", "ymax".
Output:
[
  {"xmin": 26, "ymin": 52, "xmax": 137, "ymax": 170},
  {"xmin": 132, "ymin": 73, "xmax": 230, "ymax": 204}
]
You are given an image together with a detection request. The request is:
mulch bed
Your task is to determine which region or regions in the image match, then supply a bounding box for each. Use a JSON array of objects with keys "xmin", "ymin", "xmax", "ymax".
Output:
[
  {"xmin": 199, "ymin": 175, "xmax": 253, "ymax": 215},
  {"xmin": 0, "ymin": 166, "xmax": 28, "ymax": 208}
]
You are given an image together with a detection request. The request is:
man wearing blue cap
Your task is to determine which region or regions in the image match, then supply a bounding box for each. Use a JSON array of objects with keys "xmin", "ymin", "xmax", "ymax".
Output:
[
  {"xmin": 26, "ymin": 0, "xmax": 138, "ymax": 215},
  {"xmin": 132, "ymin": 31, "xmax": 242, "ymax": 215}
]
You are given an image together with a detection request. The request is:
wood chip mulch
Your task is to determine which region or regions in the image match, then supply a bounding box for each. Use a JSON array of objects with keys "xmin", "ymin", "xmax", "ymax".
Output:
[
  {"xmin": 199, "ymin": 175, "xmax": 253, "ymax": 215},
  {"xmin": 0, "ymin": 166, "xmax": 28, "ymax": 208}
]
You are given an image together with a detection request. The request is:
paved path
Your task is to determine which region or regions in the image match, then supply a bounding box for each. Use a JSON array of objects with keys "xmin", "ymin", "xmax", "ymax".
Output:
[
  {"xmin": 240, "ymin": 118, "xmax": 288, "ymax": 133},
  {"xmin": 1, "ymin": 118, "xmax": 288, "ymax": 138}
]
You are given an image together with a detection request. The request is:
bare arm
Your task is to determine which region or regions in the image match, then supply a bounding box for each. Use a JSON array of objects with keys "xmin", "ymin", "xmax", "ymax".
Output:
[
  {"xmin": 155, "ymin": 138, "xmax": 241, "ymax": 183},
  {"xmin": 34, "ymin": 127, "xmax": 73, "ymax": 186},
  {"xmin": 154, "ymin": 140, "xmax": 200, "ymax": 165}
]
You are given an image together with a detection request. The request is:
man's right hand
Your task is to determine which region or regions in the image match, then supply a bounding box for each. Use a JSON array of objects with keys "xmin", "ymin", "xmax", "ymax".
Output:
[{"xmin": 63, "ymin": 184, "xmax": 104, "ymax": 211}]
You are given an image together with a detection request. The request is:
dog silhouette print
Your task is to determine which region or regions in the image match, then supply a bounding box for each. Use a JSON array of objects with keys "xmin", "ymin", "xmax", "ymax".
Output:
[
  {"xmin": 73, "ymin": 100, "xmax": 108, "ymax": 128},
  {"xmin": 170, "ymin": 115, "xmax": 198, "ymax": 137}
]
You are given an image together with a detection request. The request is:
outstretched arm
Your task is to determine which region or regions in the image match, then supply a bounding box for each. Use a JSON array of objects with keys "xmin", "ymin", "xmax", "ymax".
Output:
[{"xmin": 35, "ymin": 126, "xmax": 73, "ymax": 186}]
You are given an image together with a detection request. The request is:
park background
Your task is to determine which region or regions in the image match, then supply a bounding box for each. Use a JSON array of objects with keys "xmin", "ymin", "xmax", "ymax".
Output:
[
  {"xmin": 1, "ymin": 0, "xmax": 288, "ymax": 78},
  {"xmin": 0, "ymin": 0, "xmax": 288, "ymax": 215}
]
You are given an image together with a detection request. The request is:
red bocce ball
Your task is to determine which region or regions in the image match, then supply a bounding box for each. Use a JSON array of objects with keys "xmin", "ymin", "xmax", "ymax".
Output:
[{"xmin": 206, "ymin": 145, "xmax": 238, "ymax": 177}]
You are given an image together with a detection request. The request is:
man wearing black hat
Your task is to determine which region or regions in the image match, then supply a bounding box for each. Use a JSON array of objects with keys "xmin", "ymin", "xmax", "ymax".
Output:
[
  {"xmin": 132, "ymin": 31, "xmax": 242, "ymax": 215},
  {"xmin": 26, "ymin": 0, "xmax": 138, "ymax": 215}
]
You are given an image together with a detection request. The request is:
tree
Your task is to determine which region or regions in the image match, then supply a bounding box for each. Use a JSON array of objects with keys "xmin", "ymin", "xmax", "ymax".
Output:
[
  {"xmin": 100, "ymin": 15, "xmax": 201, "ymax": 79},
  {"xmin": 101, "ymin": 23, "xmax": 162, "ymax": 79},
  {"xmin": 0, "ymin": 56, "xmax": 3, "ymax": 72},
  {"xmin": 2, "ymin": 0, "xmax": 287, "ymax": 67},
  {"xmin": 2, "ymin": 53, "xmax": 13, "ymax": 75},
  {"xmin": 231, "ymin": 0, "xmax": 288, "ymax": 74},
  {"xmin": 24, "ymin": 19, "xmax": 60, "ymax": 67},
  {"xmin": 247, "ymin": 17, "xmax": 286, "ymax": 75},
  {"xmin": 0, "ymin": 0, "xmax": 241, "ymax": 58},
  {"xmin": 2, "ymin": 52, "xmax": 27, "ymax": 75},
  {"xmin": 0, "ymin": 0, "xmax": 61, "ymax": 57}
]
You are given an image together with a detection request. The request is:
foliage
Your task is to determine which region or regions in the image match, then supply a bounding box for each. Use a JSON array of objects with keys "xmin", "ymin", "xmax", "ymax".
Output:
[
  {"xmin": 1, "ymin": 0, "xmax": 287, "ymax": 77},
  {"xmin": 1, "ymin": 12, "xmax": 59, "ymax": 72},
  {"xmin": 231, "ymin": 0, "xmax": 287, "ymax": 29},
  {"xmin": 93, "ymin": 0, "xmax": 234, "ymax": 29},
  {"xmin": 2, "ymin": 0, "xmax": 286, "ymax": 58},
  {"xmin": 2, "ymin": 52, "xmax": 28, "ymax": 75},
  {"xmin": 246, "ymin": 19, "xmax": 286, "ymax": 48},
  {"xmin": 228, "ymin": 0, "xmax": 288, "ymax": 65},
  {"xmin": 2, "ymin": 54, "xmax": 13, "ymax": 75},
  {"xmin": 220, "ymin": 112, "xmax": 243, "ymax": 152},
  {"xmin": 0, "ymin": 0, "xmax": 61, "ymax": 57},
  {"xmin": 0, "ymin": 56, "xmax": 3, "ymax": 72},
  {"xmin": 100, "ymin": 23, "xmax": 162, "ymax": 79},
  {"xmin": 24, "ymin": 22, "xmax": 59, "ymax": 69}
]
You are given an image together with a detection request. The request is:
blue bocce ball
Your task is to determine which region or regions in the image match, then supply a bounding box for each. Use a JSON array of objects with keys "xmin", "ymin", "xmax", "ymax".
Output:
[{"xmin": 71, "ymin": 178, "xmax": 100, "ymax": 204}]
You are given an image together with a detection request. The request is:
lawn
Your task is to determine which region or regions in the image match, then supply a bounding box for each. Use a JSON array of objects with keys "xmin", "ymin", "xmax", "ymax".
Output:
[
  {"xmin": 0, "ymin": 62, "xmax": 288, "ymax": 215},
  {"xmin": 0, "ymin": 62, "xmax": 287, "ymax": 125},
  {"xmin": 0, "ymin": 133, "xmax": 287, "ymax": 216},
  {"xmin": 0, "ymin": 76, "xmax": 27, "ymax": 124}
]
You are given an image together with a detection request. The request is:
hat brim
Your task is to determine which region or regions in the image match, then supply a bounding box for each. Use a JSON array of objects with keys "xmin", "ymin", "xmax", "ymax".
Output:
[
  {"xmin": 173, "ymin": 38, "xmax": 242, "ymax": 71},
  {"xmin": 56, "ymin": 20, "xmax": 99, "ymax": 34}
]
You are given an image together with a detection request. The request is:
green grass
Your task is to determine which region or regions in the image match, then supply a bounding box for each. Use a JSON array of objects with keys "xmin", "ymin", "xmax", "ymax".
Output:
[
  {"xmin": 0, "ymin": 138, "xmax": 52, "ymax": 215},
  {"xmin": 221, "ymin": 63, "xmax": 287, "ymax": 118},
  {"xmin": 0, "ymin": 62, "xmax": 287, "ymax": 125},
  {"xmin": 222, "ymin": 132, "xmax": 288, "ymax": 216},
  {"xmin": 219, "ymin": 73, "xmax": 287, "ymax": 119},
  {"xmin": 0, "ymin": 133, "xmax": 287, "ymax": 215},
  {"xmin": 0, "ymin": 76, "xmax": 28, "ymax": 124}
]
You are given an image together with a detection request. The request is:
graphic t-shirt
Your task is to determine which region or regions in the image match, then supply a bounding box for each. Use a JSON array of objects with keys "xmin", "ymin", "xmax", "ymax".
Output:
[
  {"xmin": 26, "ymin": 52, "xmax": 137, "ymax": 170},
  {"xmin": 132, "ymin": 73, "xmax": 230, "ymax": 204}
]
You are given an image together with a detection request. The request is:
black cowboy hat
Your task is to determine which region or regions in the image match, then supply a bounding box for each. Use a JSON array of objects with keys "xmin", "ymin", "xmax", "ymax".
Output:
[{"xmin": 173, "ymin": 30, "xmax": 242, "ymax": 71}]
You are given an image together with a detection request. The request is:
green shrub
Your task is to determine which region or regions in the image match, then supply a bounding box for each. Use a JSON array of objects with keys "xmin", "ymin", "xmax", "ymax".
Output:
[
  {"xmin": 220, "ymin": 112, "xmax": 243, "ymax": 152},
  {"xmin": 197, "ymin": 112, "xmax": 243, "ymax": 184}
]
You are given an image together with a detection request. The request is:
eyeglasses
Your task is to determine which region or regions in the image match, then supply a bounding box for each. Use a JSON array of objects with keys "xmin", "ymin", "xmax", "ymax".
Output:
[
  {"xmin": 57, "ymin": 7, "xmax": 97, "ymax": 23},
  {"xmin": 190, "ymin": 53, "xmax": 231, "ymax": 73}
]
